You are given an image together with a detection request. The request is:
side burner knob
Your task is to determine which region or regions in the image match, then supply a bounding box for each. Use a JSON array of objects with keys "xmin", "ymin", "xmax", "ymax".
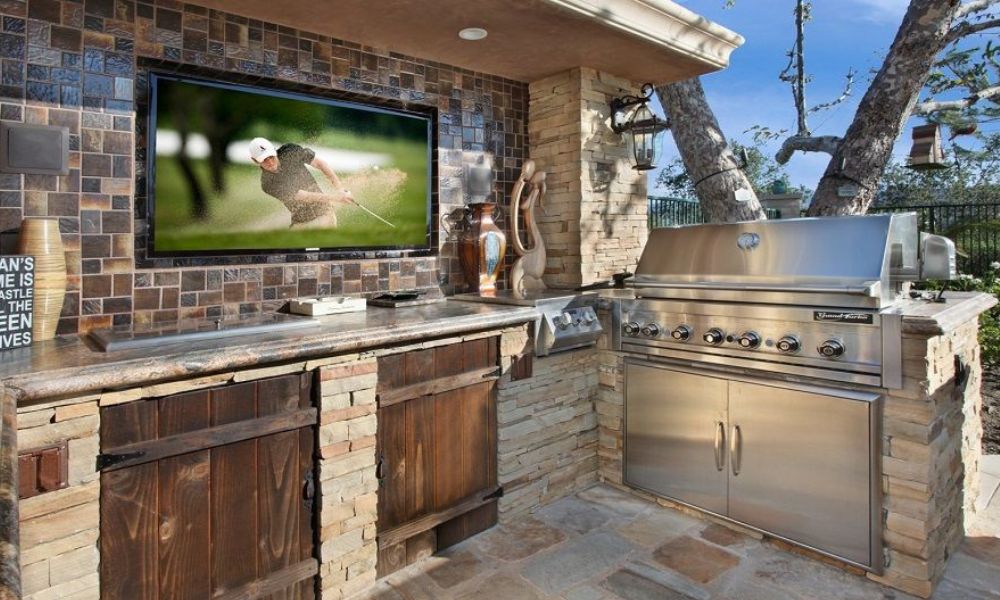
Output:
[
  {"xmin": 556, "ymin": 312, "xmax": 573, "ymax": 330},
  {"xmin": 623, "ymin": 322, "xmax": 641, "ymax": 336},
  {"xmin": 737, "ymin": 331, "xmax": 761, "ymax": 349},
  {"xmin": 671, "ymin": 325, "xmax": 692, "ymax": 341},
  {"xmin": 703, "ymin": 328, "xmax": 725, "ymax": 345},
  {"xmin": 640, "ymin": 323, "xmax": 661, "ymax": 337},
  {"xmin": 818, "ymin": 339, "xmax": 846, "ymax": 358},
  {"xmin": 776, "ymin": 336, "xmax": 801, "ymax": 353}
]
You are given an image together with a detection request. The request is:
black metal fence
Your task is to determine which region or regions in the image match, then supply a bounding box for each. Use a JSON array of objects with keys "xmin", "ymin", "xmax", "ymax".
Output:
[
  {"xmin": 648, "ymin": 196, "xmax": 1000, "ymax": 276},
  {"xmin": 871, "ymin": 203, "xmax": 1000, "ymax": 275}
]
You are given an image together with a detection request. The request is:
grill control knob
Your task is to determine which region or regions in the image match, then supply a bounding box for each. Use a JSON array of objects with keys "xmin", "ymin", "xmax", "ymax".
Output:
[
  {"xmin": 737, "ymin": 331, "xmax": 761, "ymax": 349},
  {"xmin": 776, "ymin": 336, "xmax": 801, "ymax": 353},
  {"xmin": 640, "ymin": 323, "xmax": 661, "ymax": 337},
  {"xmin": 556, "ymin": 312, "xmax": 573, "ymax": 330},
  {"xmin": 818, "ymin": 339, "xmax": 846, "ymax": 358},
  {"xmin": 623, "ymin": 321, "xmax": 640, "ymax": 336},
  {"xmin": 671, "ymin": 325, "xmax": 693, "ymax": 341},
  {"xmin": 703, "ymin": 328, "xmax": 725, "ymax": 345}
]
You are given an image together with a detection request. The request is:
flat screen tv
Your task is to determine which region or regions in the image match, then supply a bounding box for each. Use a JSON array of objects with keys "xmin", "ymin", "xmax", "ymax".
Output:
[{"xmin": 147, "ymin": 73, "xmax": 434, "ymax": 257}]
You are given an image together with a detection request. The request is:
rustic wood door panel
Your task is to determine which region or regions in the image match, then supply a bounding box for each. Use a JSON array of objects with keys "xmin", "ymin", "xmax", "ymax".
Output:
[
  {"xmin": 376, "ymin": 337, "xmax": 500, "ymax": 578},
  {"xmin": 100, "ymin": 373, "xmax": 317, "ymax": 600}
]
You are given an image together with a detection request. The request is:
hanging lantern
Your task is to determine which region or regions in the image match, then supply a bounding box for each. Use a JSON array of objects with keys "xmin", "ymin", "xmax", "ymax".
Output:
[
  {"xmin": 610, "ymin": 83, "xmax": 671, "ymax": 171},
  {"xmin": 907, "ymin": 123, "xmax": 949, "ymax": 170}
]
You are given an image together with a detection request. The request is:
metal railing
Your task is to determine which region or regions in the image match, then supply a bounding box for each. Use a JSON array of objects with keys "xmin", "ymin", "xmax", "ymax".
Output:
[
  {"xmin": 872, "ymin": 203, "xmax": 1000, "ymax": 275},
  {"xmin": 648, "ymin": 196, "xmax": 781, "ymax": 229}
]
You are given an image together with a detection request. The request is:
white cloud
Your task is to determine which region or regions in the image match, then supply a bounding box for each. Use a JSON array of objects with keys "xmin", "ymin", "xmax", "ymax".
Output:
[{"xmin": 844, "ymin": 0, "xmax": 909, "ymax": 23}]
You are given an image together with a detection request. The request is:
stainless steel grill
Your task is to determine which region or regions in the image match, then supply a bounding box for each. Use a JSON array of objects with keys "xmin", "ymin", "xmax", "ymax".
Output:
[{"xmin": 616, "ymin": 213, "xmax": 956, "ymax": 574}]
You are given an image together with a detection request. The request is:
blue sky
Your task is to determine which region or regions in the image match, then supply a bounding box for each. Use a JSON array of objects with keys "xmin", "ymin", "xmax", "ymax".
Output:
[{"xmin": 652, "ymin": 0, "xmax": 917, "ymax": 192}]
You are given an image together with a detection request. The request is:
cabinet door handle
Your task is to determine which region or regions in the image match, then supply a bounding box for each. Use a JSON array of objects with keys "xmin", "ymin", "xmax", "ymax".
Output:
[
  {"xmin": 730, "ymin": 425, "xmax": 742, "ymax": 476},
  {"xmin": 714, "ymin": 422, "xmax": 725, "ymax": 471},
  {"xmin": 375, "ymin": 453, "xmax": 386, "ymax": 484}
]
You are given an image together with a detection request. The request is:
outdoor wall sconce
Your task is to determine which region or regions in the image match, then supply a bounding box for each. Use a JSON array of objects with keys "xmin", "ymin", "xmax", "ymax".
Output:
[{"xmin": 610, "ymin": 83, "xmax": 671, "ymax": 171}]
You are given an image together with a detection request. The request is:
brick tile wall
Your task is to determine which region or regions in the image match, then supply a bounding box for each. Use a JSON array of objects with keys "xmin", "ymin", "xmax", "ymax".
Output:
[{"xmin": 0, "ymin": 0, "xmax": 528, "ymax": 333}]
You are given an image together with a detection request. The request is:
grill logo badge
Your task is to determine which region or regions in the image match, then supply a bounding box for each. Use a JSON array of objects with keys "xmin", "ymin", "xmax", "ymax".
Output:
[
  {"xmin": 737, "ymin": 232, "xmax": 761, "ymax": 251},
  {"xmin": 813, "ymin": 311, "xmax": 874, "ymax": 324}
]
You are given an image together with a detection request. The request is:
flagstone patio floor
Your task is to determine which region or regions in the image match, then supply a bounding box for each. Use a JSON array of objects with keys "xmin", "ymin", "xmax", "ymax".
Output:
[{"xmin": 366, "ymin": 455, "xmax": 1000, "ymax": 600}]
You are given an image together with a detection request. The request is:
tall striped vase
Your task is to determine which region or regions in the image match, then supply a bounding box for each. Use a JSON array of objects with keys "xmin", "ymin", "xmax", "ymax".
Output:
[{"xmin": 17, "ymin": 218, "xmax": 66, "ymax": 341}]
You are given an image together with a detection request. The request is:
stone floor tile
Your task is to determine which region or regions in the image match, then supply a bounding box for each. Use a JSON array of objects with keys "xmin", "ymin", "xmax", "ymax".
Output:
[
  {"xmin": 623, "ymin": 561, "xmax": 710, "ymax": 600},
  {"xmin": 601, "ymin": 568, "xmax": 696, "ymax": 600},
  {"xmin": 936, "ymin": 550, "xmax": 1000, "ymax": 599},
  {"xmin": 534, "ymin": 496, "xmax": 617, "ymax": 536},
  {"xmin": 616, "ymin": 508, "xmax": 700, "ymax": 548},
  {"xmin": 478, "ymin": 516, "xmax": 567, "ymax": 561},
  {"xmin": 424, "ymin": 549, "xmax": 489, "ymax": 589},
  {"xmin": 698, "ymin": 523, "xmax": 753, "ymax": 549},
  {"xmin": 520, "ymin": 530, "xmax": 635, "ymax": 594},
  {"xmin": 562, "ymin": 583, "xmax": 614, "ymax": 600},
  {"xmin": 978, "ymin": 471, "xmax": 1000, "ymax": 514},
  {"xmin": 745, "ymin": 545, "xmax": 907, "ymax": 600},
  {"xmin": 652, "ymin": 535, "xmax": 741, "ymax": 584},
  {"xmin": 981, "ymin": 454, "xmax": 1000, "ymax": 478},
  {"xmin": 454, "ymin": 572, "xmax": 549, "ymax": 600},
  {"xmin": 369, "ymin": 570, "xmax": 445, "ymax": 600},
  {"xmin": 577, "ymin": 485, "xmax": 654, "ymax": 519},
  {"xmin": 960, "ymin": 535, "xmax": 1000, "ymax": 565}
]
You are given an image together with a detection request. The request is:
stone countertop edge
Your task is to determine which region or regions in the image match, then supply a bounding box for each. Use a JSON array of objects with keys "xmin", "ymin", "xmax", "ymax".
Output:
[
  {"xmin": 898, "ymin": 291, "xmax": 997, "ymax": 336},
  {"xmin": 1, "ymin": 303, "xmax": 541, "ymax": 406}
]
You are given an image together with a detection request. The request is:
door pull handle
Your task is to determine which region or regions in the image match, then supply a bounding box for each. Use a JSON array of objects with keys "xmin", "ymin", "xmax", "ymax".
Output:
[
  {"xmin": 730, "ymin": 425, "xmax": 742, "ymax": 476},
  {"xmin": 713, "ymin": 422, "xmax": 725, "ymax": 471}
]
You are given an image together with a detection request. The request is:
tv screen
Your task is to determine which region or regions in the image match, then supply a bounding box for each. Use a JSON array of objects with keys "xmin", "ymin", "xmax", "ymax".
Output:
[{"xmin": 147, "ymin": 73, "xmax": 433, "ymax": 256}]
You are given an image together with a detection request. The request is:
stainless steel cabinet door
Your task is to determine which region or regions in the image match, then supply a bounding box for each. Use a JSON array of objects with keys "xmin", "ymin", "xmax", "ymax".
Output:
[
  {"xmin": 728, "ymin": 380, "xmax": 876, "ymax": 567},
  {"xmin": 624, "ymin": 361, "xmax": 729, "ymax": 514}
]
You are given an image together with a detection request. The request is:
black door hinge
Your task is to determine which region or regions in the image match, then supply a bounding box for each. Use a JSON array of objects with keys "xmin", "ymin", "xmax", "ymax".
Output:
[
  {"xmin": 95, "ymin": 450, "xmax": 146, "ymax": 471},
  {"xmin": 482, "ymin": 486, "xmax": 504, "ymax": 501}
]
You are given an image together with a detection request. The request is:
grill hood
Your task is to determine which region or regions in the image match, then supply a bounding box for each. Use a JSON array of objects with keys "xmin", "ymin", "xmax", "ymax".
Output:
[{"xmin": 632, "ymin": 214, "xmax": 919, "ymax": 308}]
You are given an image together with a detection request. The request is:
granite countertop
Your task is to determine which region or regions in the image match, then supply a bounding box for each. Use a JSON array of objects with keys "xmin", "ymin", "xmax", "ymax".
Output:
[
  {"xmin": 0, "ymin": 301, "xmax": 540, "ymax": 405},
  {"xmin": 895, "ymin": 291, "xmax": 997, "ymax": 335}
]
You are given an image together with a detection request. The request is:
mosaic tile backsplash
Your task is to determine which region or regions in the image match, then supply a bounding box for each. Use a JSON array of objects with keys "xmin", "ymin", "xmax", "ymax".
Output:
[{"xmin": 0, "ymin": 0, "xmax": 528, "ymax": 333}]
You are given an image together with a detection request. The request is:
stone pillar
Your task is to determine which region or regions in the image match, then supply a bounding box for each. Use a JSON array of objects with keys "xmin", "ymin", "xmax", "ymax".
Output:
[{"xmin": 527, "ymin": 68, "xmax": 648, "ymax": 289}]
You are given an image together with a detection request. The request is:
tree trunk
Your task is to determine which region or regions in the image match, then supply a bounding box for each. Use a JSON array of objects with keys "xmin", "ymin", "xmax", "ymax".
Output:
[
  {"xmin": 656, "ymin": 78, "xmax": 767, "ymax": 222},
  {"xmin": 208, "ymin": 137, "xmax": 229, "ymax": 194},
  {"xmin": 807, "ymin": 0, "xmax": 960, "ymax": 215},
  {"xmin": 175, "ymin": 124, "xmax": 207, "ymax": 220}
]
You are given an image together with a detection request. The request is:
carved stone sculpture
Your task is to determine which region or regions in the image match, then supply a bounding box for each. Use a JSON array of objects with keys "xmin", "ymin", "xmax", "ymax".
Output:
[{"xmin": 510, "ymin": 160, "xmax": 547, "ymax": 294}]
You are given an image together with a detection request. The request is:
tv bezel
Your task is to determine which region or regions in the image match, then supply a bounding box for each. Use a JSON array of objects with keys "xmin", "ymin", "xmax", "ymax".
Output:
[{"xmin": 145, "ymin": 71, "xmax": 437, "ymax": 260}]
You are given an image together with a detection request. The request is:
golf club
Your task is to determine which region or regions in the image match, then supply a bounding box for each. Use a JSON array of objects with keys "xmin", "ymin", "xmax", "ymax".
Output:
[{"xmin": 351, "ymin": 198, "xmax": 397, "ymax": 228}]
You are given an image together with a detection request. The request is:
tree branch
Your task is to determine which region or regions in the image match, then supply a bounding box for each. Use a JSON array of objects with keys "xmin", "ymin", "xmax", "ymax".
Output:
[
  {"xmin": 956, "ymin": 0, "xmax": 1000, "ymax": 19},
  {"xmin": 809, "ymin": 68, "xmax": 856, "ymax": 114},
  {"xmin": 946, "ymin": 17, "xmax": 1000, "ymax": 44},
  {"xmin": 912, "ymin": 84, "xmax": 1000, "ymax": 114},
  {"xmin": 775, "ymin": 135, "xmax": 842, "ymax": 164}
]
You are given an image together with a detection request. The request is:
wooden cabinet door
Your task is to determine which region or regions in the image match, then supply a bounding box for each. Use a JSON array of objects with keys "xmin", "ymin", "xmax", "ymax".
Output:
[
  {"xmin": 100, "ymin": 373, "xmax": 318, "ymax": 600},
  {"xmin": 375, "ymin": 337, "xmax": 499, "ymax": 576}
]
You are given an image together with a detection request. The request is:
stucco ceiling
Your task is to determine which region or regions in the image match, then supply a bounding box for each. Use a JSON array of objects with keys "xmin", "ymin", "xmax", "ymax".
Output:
[{"xmin": 193, "ymin": 0, "xmax": 743, "ymax": 84}]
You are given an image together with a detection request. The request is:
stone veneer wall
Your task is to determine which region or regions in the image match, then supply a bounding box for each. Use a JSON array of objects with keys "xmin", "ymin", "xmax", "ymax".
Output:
[
  {"xmin": 0, "ymin": 0, "xmax": 528, "ymax": 333},
  {"xmin": 527, "ymin": 68, "xmax": 648, "ymax": 289},
  {"xmin": 872, "ymin": 318, "xmax": 983, "ymax": 598},
  {"xmin": 495, "ymin": 327, "xmax": 599, "ymax": 518}
]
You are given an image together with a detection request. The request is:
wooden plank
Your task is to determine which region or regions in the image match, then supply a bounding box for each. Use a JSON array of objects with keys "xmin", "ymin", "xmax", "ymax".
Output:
[
  {"xmin": 376, "ymin": 402, "xmax": 406, "ymax": 530},
  {"xmin": 433, "ymin": 387, "xmax": 468, "ymax": 510},
  {"xmin": 100, "ymin": 463, "xmax": 158, "ymax": 600},
  {"xmin": 376, "ymin": 353, "xmax": 405, "ymax": 393},
  {"xmin": 212, "ymin": 559, "xmax": 318, "ymax": 600},
  {"xmin": 463, "ymin": 338, "xmax": 491, "ymax": 371},
  {"xmin": 101, "ymin": 399, "xmax": 157, "ymax": 449},
  {"xmin": 297, "ymin": 426, "xmax": 317, "ymax": 600},
  {"xmin": 404, "ymin": 348, "xmax": 435, "ymax": 386},
  {"xmin": 404, "ymin": 529, "xmax": 436, "ymax": 566},
  {"xmin": 98, "ymin": 408, "xmax": 317, "ymax": 472},
  {"xmin": 158, "ymin": 450, "xmax": 212, "ymax": 599},
  {"xmin": 376, "ymin": 541, "xmax": 407, "ymax": 579},
  {"xmin": 258, "ymin": 429, "xmax": 301, "ymax": 600},
  {"xmin": 434, "ymin": 343, "xmax": 466, "ymax": 378},
  {"xmin": 210, "ymin": 383, "xmax": 259, "ymax": 595},
  {"xmin": 158, "ymin": 390, "xmax": 211, "ymax": 437},
  {"xmin": 405, "ymin": 396, "xmax": 435, "ymax": 522},
  {"xmin": 377, "ymin": 487, "xmax": 497, "ymax": 547},
  {"xmin": 298, "ymin": 372, "xmax": 314, "ymax": 411},
  {"xmin": 258, "ymin": 374, "xmax": 302, "ymax": 416},
  {"xmin": 465, "ymin": 382, "xmax": 492, "ymax": 495},
  {"xmin": 377, "ymin": 367, "xmax": 499, "ymax": 408}
]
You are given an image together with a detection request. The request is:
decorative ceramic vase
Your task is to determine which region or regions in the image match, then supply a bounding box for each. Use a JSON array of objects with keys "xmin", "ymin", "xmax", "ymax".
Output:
[
  {"xmin": 16, "ymin": 218, "xmax": 66, "ymax": 341},
  {"xmin": 459, "ymin": 202, "xmax": 506, "ymax": 295}
]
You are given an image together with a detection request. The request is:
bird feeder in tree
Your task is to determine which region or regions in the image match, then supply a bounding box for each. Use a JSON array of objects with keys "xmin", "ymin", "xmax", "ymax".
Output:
[{"xmin": 907, "ymin": 124, "xmax": 949, "ymax": 170}]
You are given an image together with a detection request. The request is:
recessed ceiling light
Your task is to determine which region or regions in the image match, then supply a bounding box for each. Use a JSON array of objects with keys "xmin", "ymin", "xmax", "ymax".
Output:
[{"xmin": 458, "ymin": 27, "xmax": 488, "ymax": 41}]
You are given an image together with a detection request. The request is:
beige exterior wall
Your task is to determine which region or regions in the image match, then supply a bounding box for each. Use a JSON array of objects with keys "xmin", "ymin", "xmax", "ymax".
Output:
[{"xmin": 527, "ymin": 68, "xmax": 648, "ymax": 289}]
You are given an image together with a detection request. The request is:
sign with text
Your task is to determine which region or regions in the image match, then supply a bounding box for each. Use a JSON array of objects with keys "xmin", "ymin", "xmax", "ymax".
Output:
[{"xmin": 0, "ymin": 256, "xmax": 34, "ymax": 350}]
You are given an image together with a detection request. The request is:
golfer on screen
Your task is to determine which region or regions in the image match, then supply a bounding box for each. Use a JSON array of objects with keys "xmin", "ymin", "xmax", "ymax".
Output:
[{"xmin": 249, "ymin": 137, "xmax": 355, "ymax": 228}]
